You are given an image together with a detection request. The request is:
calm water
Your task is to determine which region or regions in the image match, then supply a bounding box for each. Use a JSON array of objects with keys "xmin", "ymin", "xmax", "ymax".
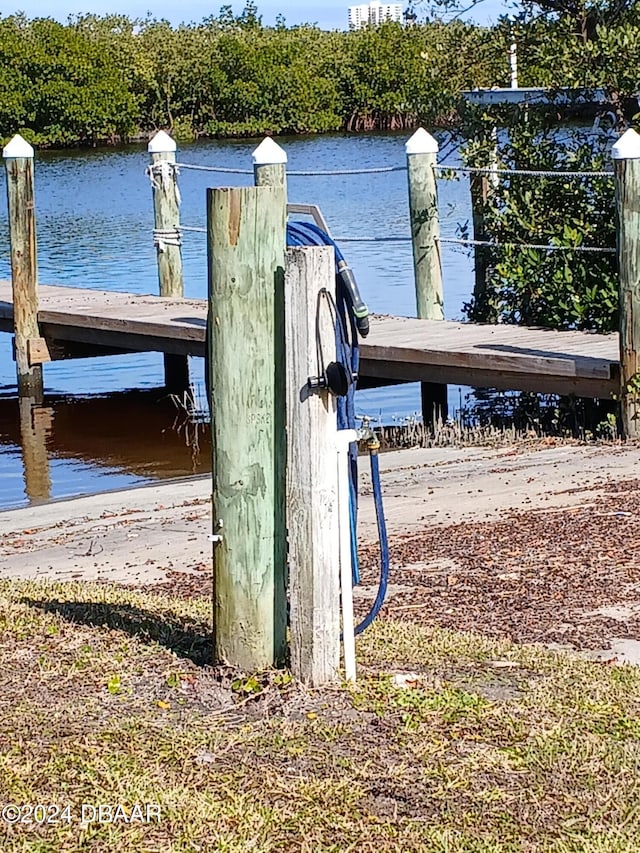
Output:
[{"xmin": 0, "ymin": 132, "xmax": 475, "ymax": 509}]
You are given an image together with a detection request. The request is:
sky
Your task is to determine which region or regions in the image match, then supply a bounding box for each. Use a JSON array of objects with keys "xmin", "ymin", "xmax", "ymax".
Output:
[{"xmin": 5, "ymin": 0, "xmax": 512, "ymax": 30}]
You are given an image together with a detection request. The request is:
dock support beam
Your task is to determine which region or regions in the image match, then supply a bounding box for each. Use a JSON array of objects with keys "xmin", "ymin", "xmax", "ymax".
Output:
[
  {"xmin": 406, "ymin": 128, "xmax": 447, "ymax": 426},
  {"xmin": 207, "ymin": 185, "xmax": 287, "ymax": 671},
  {"xmin": 285, "ymin": 246, "xmax": 341, "ymax": 685},
  {"xmin": 613, "ymin": 129, "xmax": 640, "ymax": 439},
  {"xmin": 148, "ymin": 130, "xmax": 189, "ymax": 394},
  {"xmin": 3, "ymin": 135, "xmax": 43, "ymax": 398}
]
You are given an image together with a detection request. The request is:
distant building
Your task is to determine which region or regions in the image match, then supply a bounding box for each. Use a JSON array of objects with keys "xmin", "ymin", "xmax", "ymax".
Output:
[{"xmin": 348, "ymin": 1, "xmax": 404, "ymax": 29}]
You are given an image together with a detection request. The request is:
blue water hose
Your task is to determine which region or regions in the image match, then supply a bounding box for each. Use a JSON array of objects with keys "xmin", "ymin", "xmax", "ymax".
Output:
[
  {"xmin": 287, "ymin": 221, "xmax": 361, "ymax": 583},
  {"xmin": 355, "ymin": 444, "xmax": 389, "ymax": 635},
  {"xmin": 287, "ymin": 220, "xmax": 390, "ymax": 635}
]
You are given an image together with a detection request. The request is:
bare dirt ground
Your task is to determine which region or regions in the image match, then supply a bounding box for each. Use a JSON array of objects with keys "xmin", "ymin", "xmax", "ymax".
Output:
[{"xmin": 1, "ymin": 439, "xmax": 639, "ymax": 658}]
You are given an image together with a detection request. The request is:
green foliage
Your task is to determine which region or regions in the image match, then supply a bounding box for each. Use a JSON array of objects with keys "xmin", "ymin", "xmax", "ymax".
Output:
[
  {"xmin": 0, "ymin": 14, "xmax": 140, "ymax": 145},
  {"xmin": 0, "ymin": 1, "xmax": 638, "ymax": 150},
  {"xmin": 0, "ymin": 6, "xmax": 502, "ymax": 145},
  {"xmin": 462, "ymin": 106, "xmax": 617, "ymax": 332},
  {"xmin": 511, "ymin": 7, "xmax": 640, "ymax": 100}
]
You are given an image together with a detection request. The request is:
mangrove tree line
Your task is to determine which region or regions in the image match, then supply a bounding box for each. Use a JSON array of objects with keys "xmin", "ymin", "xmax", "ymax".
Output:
[
  {"xmin": 0, "ymin": 3, "xmax": 575, "ymax": 146},
  {"xmin": 1, "ymin": 1, "xmax": 639, "ymax": 147}
]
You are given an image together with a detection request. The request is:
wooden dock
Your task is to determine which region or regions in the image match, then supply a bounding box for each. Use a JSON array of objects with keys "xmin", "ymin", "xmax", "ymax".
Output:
[{"xmin": 0, "ymin": 281, "xmax": 620, "ymax": 398}]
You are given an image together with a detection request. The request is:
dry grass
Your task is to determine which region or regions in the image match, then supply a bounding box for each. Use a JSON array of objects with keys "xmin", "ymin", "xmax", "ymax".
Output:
[{"xmin": 1, "ymin": 579, "xmax": 639, "ymax": 852}]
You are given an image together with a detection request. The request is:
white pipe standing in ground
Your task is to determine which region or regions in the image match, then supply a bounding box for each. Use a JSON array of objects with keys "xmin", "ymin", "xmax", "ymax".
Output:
[
  {"xmin": 510, "ymin": 41, "xmax": 518, "ymax": 89},
  {"xmin": 337, "ymin": 428, "xmax": 358, "ymax": 682}
]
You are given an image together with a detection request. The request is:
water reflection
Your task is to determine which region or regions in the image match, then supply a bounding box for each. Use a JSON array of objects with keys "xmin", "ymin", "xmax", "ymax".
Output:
[
  {"xmin": 0, "ymin": 389, "xmax": 211, "ymax": 509},
  {"xmin": 18, "ymin": 397, "xmax": 52, "ymax": 504}
]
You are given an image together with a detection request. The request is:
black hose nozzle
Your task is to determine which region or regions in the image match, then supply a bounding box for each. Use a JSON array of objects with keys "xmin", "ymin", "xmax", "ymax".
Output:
[{"xmin": 337, "ymin": 261, "xmax": 370, "ymax": 338}]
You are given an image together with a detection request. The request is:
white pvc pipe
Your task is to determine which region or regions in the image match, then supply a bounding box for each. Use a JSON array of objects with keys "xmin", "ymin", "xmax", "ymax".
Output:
[
  {"xmin": 337, "ymin": 428, "xmax": 358, "ymax": 682},
  {"xmin": 510, "ymin": 42, "xmax": 518, "ymax": 89}
]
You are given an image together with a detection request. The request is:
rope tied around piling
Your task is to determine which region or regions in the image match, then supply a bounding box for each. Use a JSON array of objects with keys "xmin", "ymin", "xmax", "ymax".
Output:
[
  {"xmin": 146, "ymin": 160, "xmax": 182, "ymax": 205},
  {"xmin": 153, "ymin": 227, "xmax": 182, "ymax": 252}
]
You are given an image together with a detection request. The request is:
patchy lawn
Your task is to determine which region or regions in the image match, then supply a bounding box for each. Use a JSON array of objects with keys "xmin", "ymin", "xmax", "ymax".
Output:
[{"xmin": 0, "ymin": 579, "xmax": 639, "ymax": 852}]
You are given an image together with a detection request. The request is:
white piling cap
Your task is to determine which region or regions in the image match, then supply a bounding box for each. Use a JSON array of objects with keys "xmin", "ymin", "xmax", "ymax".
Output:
[
  {"xmin": 252, "ymin": 137, "xmax": 287, "ymax": 165},
  {"xmin": 2, "ymin": 134, "xmax": 34, "ymax": 159},
  {"xmin": 612, "ymin": 128, "xmax": 640, "ymax": 160},
  {"xmin": 148, "ymin": 130, "xmax": 176, "ymax": 153},
  {"xmin": 405, "ymin": 128, "xmax": 439, "ymax": 155}
]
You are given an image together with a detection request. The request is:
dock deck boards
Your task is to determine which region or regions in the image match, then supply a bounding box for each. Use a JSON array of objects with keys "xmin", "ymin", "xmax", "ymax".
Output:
[{"xmin": 0, "ymin": 281, "xmax": 620, "ymax": 397}]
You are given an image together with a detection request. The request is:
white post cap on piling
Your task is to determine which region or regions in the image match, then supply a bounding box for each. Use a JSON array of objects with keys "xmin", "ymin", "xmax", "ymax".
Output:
[
  {"xmin": 252, "ymin": 137, "xmax": 287, "ymax": 165},
  {"xmin": 3, "ymin": 134, "xmax": 34, "ymax": 159},
  {"xmin": 612, "ymin": 128, "xmax": 640, "ymax": 160},
  {"xmin": 148, "ymin": 130, "xmax": 176, "ymax": 153},
  {"xmin": 405, "ymin": 128, "xmax": 439, "ymax": 155}
]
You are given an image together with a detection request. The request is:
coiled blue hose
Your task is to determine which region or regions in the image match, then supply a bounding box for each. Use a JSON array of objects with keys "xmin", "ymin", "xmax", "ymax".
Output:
[
  {"xmin": 287, "ymin": 221, "xmax": 390, "ymax": 635},
  {"xmin": 287, "ymin": 221, "xmax": 360, "ymax": 583}
]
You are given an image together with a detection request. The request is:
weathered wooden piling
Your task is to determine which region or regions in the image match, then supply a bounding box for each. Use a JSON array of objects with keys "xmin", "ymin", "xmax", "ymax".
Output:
[
  {"xmin": 406, "ymin": 128, "xmax": 443, "ymax": 321},
  {"xmin": 406, "ymin": 128, "xmax": 447, "ymax": 424},
  {"xmin": 613, "ymin": 128, "xmax": 640, "ymax": 439},
  {"xmin": 285, "ymin": 246, "xmax": 341, "ymax": 685},
  {"xmin": 253, "ymin": 136, "xmax": 288, "ymax": 191},
  {"xmin": 148, "ymin": 130, "xmax": 189, "ymax": 393},
  {"xmin": 3, "ymin": 134, "xmax": 45, "ymax": 397},
  {"xmin": 207, "ymin": 185, "xmax": 287, "ymax": 670}
]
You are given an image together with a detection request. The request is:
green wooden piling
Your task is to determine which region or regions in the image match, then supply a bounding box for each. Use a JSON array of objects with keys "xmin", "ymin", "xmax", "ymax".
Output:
[
  {"xmin": 613, "ymin": 129, "xmax": 640, "ymax": 439},
  {"xmin": 148, "ymin": 130, "xmax": 189, "ymax": 393},
  {"xmin": 3, "ymin": 135, "xmax": 43, "ymax": 398},
  {"xmin": 207, "ymin": 185, "xmax": 287, "ymax": 670},
  {"xmin": 406, "ymin": 128, "xmax": 447, "ymax": 425}
]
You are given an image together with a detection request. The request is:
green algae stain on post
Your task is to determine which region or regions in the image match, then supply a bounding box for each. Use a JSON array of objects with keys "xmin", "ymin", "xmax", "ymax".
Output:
[{"xmin": 207, "ymin": 185, "xmax": 287, "ymax": 671}]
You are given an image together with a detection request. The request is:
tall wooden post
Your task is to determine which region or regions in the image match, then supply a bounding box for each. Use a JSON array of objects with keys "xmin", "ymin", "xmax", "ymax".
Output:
[
  {"xmin": 470, "ymin": 173, "xmax": 492, "ymax": 320},
  {"xmin": 613, "ymin": 128, "xmax": 640, "ymax": 439},
  {"xmin": 3, "ymin": 135, "xmax": 43, "ymax": 398},
  {"xmin": 148, "ymin": 130, "xmax": 189, "ymax": 393},
  {"xmin": 406, "ymin": 128, "xmax": 447, "ymax": 425},
  {"xmin": 253, "ymin": 136, "xmax": 288, "ymax": 191},
  {"xmin": 207, "ymin": 185, "xmax": 287, "ymax": 670},
  {"xmin": 285, "ymin": 246, "xmax": 341, "ymax": 685}
]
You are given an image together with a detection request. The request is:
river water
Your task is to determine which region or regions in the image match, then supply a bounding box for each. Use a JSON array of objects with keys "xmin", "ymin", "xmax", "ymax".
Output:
[{"xmin": 0, "ymin": 132, "xmax": 474, "ymax": 509}]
